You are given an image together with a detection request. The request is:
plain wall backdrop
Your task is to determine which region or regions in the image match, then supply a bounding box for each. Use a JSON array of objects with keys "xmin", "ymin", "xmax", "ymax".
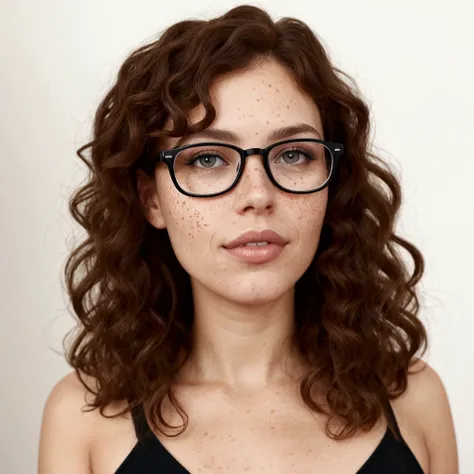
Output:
[{"xmin": 1, "ymin": 0, "xmax": 473, "ymax": 472}]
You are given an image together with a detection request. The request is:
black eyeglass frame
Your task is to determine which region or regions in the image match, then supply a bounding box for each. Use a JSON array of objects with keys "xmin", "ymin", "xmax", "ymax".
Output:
[{"xmin": 145, "ymin": 138, "xmax": 344, "ymax": 198}]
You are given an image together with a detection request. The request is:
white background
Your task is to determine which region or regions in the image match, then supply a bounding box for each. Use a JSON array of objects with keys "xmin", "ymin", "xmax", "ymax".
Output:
[{"xmin": 1, "ymin": 0, "xmax": 473, "ymax": 472}]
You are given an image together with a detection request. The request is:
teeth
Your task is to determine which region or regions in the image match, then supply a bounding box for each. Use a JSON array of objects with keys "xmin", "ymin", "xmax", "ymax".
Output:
[{"xmin": 243, "ymin": 241, "xmax": 269, "ymax": 247}]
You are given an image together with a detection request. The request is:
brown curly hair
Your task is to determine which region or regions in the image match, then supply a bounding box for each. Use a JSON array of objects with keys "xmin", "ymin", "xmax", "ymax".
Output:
[{"xmin": 64, "ymin": 4, "xmax": 428, "ymax": 441}]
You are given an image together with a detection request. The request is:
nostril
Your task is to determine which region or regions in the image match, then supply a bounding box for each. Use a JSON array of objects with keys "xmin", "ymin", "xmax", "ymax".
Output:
[{"xmin": 242, "ymin": 202, "xmax": 272, "ymax": 213}]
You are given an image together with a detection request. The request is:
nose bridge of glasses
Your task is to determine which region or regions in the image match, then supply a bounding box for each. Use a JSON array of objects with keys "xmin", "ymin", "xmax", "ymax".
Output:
[
  {"xmin": 239, "ymin": 147, "xmax": 270, "ymax": 178},
  {"xmin": 242, "ymin": 147, "xmax": 266, "ymax": 159}
]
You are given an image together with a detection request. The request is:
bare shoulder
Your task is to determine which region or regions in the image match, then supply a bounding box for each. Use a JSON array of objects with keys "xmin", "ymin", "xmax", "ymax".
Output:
[
  {"xmin": 392, "ymin": 359, "xmax": 459, "ymax": 474},
  {"xmin": 38, "ymin": 370, "xmax": 101, "ymax": 474}
]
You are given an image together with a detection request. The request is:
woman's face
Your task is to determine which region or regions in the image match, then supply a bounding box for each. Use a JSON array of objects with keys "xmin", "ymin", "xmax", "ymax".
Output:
[{"xmin": 144, "ymin": 59, "xmax": 328, "ymax": 305}]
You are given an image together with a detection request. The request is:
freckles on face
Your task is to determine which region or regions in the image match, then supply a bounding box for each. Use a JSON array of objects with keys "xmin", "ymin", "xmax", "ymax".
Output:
[
  {"xmin": 155, "ymin": 173, "xmax": 224, "ymax": 273},
  {"xmin": 154, "ymin": 59, "xmax": 329, "ymax": 302},
  {"xmin": 280, "ymin": 189, "xmax": 328, "ymax": 258},
  {"xmin": 300, "ymin": 188, "xmax": 327, "ymax": 224},
  {"xmin": 160, "ymin": 181, "xmax": 210, "ymax": 236}
]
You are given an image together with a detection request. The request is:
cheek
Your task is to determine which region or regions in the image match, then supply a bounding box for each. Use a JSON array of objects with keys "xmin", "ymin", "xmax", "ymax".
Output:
[
  {"xmin": 286, "ymin": 192, "xmax": 328, "ymax": 232},
  {"xmin": 166, "ymin": 199, "xmax": 208, "ymax": 240},
  {"xmin": 160, "ymin": 194, "xmax": 227, "ymax": 280},
  {"xmin": 158, "ymin": 182, "xmax": 218, "ymax": 246}
]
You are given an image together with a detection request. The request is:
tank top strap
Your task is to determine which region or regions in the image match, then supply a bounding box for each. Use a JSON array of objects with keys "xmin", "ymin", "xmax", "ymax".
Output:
[
  {"xmin": 384, "ymin": 398, "xmax": 403, "ymax": 441},
  {"xmin": 130, "ymin": 403, "xmax": 156, "ymax": 447}
]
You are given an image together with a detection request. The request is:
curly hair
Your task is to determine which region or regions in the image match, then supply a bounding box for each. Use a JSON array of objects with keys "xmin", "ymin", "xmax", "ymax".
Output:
[{"xmin": 64, "ymin": 4, "xmax": 428, "ymax": 441}]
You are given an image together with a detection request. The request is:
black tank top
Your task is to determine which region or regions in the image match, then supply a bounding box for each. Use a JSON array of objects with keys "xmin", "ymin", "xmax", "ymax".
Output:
[{"xmin": 115, "ymin": 400, "xmax": 424, "ymax": 474}]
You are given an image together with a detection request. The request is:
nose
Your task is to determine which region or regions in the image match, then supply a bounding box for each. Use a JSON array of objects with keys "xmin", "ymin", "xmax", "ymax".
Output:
[{"xmin": 233, "ymin": 154, "xmax": 275, "ymax": 215}]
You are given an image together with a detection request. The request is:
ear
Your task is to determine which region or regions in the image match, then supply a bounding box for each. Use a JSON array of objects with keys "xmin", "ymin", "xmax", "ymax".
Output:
[{"xmin": 136, "ymin": 170, "xmax": 166, "ymax": 229}]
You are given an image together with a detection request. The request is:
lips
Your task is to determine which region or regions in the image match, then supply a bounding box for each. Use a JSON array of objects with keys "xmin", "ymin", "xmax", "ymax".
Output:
[{"xmin": 224, "ymin": 230, "xmax": 287, "ymax": 249}]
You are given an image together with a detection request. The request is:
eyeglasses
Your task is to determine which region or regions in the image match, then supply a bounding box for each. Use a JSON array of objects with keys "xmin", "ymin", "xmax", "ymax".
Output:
[{"xmin": 145, "ymin": 138, "xmax": 344, "ymax": 197}]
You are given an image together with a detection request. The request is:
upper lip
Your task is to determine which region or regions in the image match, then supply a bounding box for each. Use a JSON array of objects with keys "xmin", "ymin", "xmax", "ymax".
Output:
[{"xmin": 224, "ymin": 230, "xmax": 288, "ymax": 249}]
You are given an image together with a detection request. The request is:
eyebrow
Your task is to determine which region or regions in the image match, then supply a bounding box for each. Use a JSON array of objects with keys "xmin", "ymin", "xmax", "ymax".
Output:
[{"xmin": 173, "ymin": 123, "xmax": 323, "ymax": 148}]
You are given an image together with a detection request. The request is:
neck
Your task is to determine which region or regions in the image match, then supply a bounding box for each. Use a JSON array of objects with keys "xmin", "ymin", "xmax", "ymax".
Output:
[{"xmin": 177, "ymin": 280, "xmax": 309, "ymax": 392}]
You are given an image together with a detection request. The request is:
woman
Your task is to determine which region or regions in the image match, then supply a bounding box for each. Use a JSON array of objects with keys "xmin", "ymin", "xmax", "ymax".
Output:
[{"xmin": 38, "ymin": 5, "xmax": 458, "ymax": 474}]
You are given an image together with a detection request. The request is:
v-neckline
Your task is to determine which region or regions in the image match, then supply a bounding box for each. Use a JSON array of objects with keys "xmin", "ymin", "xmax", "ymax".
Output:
[{"xmin": 144, "ymin": 424, "xmax": 393, "ymax": 474}]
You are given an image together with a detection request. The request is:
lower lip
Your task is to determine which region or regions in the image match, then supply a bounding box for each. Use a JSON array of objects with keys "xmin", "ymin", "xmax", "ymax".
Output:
[{"xmin": 224, "ymin": 243, "xmax": 285, "ymax": 264}]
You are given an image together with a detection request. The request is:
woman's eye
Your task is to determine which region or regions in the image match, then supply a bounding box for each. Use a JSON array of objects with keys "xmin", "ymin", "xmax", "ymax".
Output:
[
  {"xmin": 277, "ymin": 150, "xmax": 310, "ymax": 164},
  {"xmin": 192, "ymin": 155, "xmax": 226, "ymax": 168}
]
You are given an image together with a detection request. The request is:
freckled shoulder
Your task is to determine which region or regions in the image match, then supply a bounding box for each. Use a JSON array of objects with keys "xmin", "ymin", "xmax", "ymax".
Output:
[{"xmin": 389, "ymin": 359, "xmax": 459, "ymax": 474}]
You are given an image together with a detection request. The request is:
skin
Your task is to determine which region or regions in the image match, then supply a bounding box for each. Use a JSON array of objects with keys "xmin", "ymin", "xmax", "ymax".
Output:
[
  {"xmin": 138, "ymin": 58, "xmax": 327, "ymax": 389},
  {"xmin": 38, "ymin": 59, "xmax": 459, "ymax": 473}
]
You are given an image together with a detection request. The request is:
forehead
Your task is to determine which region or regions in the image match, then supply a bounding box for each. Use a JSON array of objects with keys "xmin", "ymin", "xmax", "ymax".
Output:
[{"xmin": 165, "ymin": 59, "xmax": 323, "ymax": 148}]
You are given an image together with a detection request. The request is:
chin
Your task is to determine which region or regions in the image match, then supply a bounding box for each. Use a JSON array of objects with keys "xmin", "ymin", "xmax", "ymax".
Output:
[{"xmin": 217, "ymin": 274, "xmax": 296, "ymax": 306}]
